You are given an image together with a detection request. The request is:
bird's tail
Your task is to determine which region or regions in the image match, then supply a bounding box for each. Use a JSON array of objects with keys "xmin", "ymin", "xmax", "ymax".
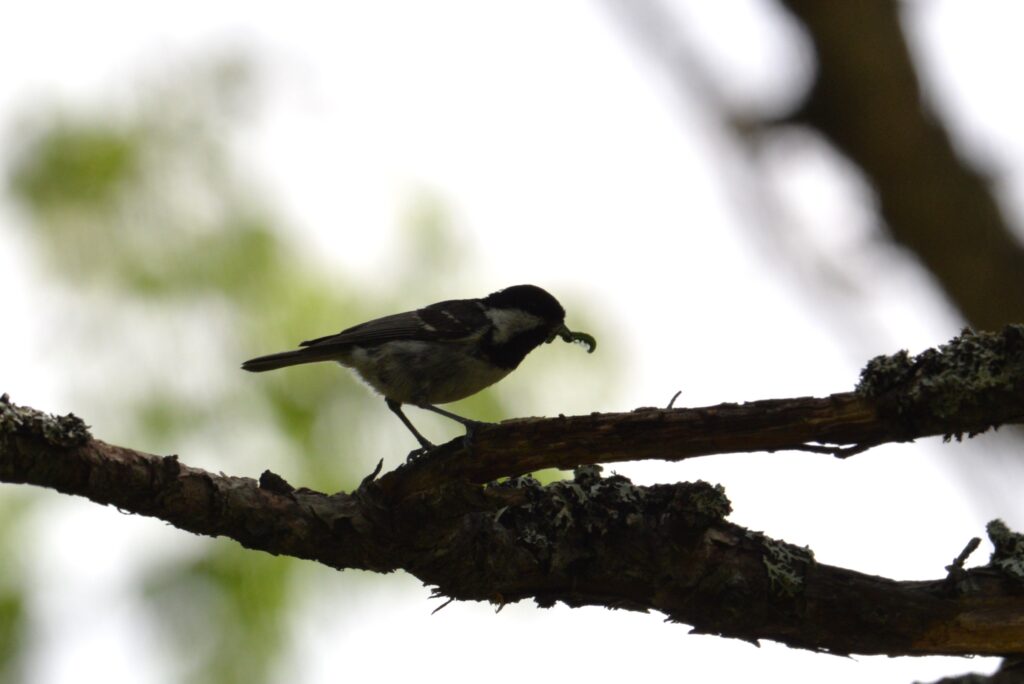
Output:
[{"xmin": 241, "ymin": 348, "xmax": 342, "ymax": 372}]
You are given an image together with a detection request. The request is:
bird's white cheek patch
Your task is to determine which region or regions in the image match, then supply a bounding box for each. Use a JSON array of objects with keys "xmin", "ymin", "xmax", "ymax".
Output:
[{"xmin": 486, "ymin": 308, "xmax": 544, "ymax": 344}]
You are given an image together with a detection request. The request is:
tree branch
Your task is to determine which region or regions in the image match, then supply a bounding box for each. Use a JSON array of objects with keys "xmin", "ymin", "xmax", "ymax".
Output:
[
  {"xmin": 4, "ymin": 326, "xmax": 1024, "ymax": 656},
  {"xmin": 384, "ymin": 325, "xmax": 1024, "ymax": 497},
  {"xmin": 779, "ymin": 0, "xmax": 1024, "ymax": 331}
]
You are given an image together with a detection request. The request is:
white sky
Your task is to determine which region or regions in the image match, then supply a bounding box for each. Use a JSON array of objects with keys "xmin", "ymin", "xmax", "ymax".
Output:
[{"xmin": 3, "ymin": 1, "xmax": 1024, "ymax": 682}]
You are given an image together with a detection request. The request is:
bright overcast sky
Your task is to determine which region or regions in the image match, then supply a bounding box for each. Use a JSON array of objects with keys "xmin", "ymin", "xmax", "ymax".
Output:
[{"xmin": 3, "ymin": 1, "xmax": 1024, "ymax": 682}]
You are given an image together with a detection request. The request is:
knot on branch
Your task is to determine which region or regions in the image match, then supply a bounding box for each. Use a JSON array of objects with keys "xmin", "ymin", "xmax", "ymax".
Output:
[
  {"xmin": 856, "ymin": 325, "xmax": 1024, "ymax": 438},
  {"xmin": 0, "ymin": 393, "xmax": 91, "ymax": 447}
]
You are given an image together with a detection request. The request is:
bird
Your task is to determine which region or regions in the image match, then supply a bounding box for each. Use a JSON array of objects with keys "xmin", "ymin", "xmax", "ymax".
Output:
[{"xmin": 241, "ymin": 284, "xmax": 596, "ymax": 453}]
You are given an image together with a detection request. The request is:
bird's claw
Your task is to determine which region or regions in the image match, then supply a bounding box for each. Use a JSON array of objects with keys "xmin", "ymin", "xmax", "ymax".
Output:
[
  {"xmin": 406, "ymin": 444, "xmax": 433, "ymax": 462},
  {"xmin": 407, "ymin": 424, "xmax": 483, "ymax": 461},
  {"xmin": 461, "ymin": 419, "xmax": 487, "ymax": 452},
  {"xmin": 403, "ymin": 446, "xmax": 428, "ymax": 462}
]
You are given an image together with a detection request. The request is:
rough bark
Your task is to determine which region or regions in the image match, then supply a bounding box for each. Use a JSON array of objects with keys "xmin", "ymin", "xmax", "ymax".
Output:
[{"xmin": 4, "ymin": 327, "xmax": 1024, "ymax": 656}]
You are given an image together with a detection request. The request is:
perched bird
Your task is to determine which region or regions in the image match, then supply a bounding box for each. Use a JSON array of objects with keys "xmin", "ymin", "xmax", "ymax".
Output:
[{"xmin": 242, "ymin": 284, "xmax": 596, "ymax": 452}]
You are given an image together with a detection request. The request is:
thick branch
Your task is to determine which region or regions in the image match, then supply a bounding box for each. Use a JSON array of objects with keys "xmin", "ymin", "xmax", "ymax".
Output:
[
  {"xmin": 3, "ymin": 413, "xmax": 1024, "ymax": 656},
  {"xmin": 4, "ymin": 327, "xmax": 1024, "ymax": 656},
  {"xmin": 779, "ymin": 0, "xmax": 1024, "ymax": 331}
]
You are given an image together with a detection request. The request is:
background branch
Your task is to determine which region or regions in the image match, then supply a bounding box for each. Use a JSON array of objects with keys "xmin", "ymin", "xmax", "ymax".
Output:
[{"xmin": 780, "ymin": 0, "xmax": 1024, "ymax": 330}]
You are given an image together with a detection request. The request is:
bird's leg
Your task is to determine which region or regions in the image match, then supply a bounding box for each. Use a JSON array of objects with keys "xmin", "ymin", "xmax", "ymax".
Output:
[
  {"xmin": 418, "ymin": 404, "xmax": 489, "ymax": 447},
  {"xmin": 386, "ymin": 399, "xmax": 435, "ymax": 461},
  {"xmin": 417, "ymin": 404, "xmax": 481, "ymax": 426}
]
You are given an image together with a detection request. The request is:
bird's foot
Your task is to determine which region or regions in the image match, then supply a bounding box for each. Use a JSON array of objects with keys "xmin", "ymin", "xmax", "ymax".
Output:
[
  {"xmin": 405, "ymin": 440, "xmax": 437, "ymax": 463},
  {"xmin": 461, "ymin": 419, "xmax": 488, "ymax": 452}
]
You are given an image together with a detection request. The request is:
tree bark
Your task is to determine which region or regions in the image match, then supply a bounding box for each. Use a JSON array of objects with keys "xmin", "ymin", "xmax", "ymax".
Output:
[{"xmin": 4, "ymin": 327, "xmax": 1024, "ymax": 656}]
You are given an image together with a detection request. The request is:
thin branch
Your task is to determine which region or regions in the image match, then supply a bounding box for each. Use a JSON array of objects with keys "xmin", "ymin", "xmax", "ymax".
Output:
[
  {"xmin": 383, "ymin": 325, "xmax": 1024, "ymax": 497},
  {"xmin": 787, "ymin": 442, "xmax": 877, "ymax": 458},
  {"xmin": 945, "ymin": 537, "xmax": 982, "ymax": 584}
]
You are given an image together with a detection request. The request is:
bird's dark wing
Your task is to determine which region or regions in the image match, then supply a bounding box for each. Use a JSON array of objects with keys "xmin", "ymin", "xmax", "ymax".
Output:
[{"xmin": 299, "ymin": 298, "xmax": 489, "ymax": 349}]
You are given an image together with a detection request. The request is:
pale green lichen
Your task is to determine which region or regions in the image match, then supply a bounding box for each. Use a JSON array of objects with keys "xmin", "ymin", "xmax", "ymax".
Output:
[
  {"xmin": 986, "ymin": 519, "xmax": 1024, "ymax": 582},
  {"xmin": 747, "ymin": 530, "xmax": 815, "ymax": 598},
  {"xmin": 856, "ymin": 325, "xmax": 1024, "ymax": 426},
  {"xmin": 690, "ymin": 482, "xmax": 730, "ymax": 519},
  {"xmin": 0, "ymin": 393, "xmax": 91, "ymax": 447},
  {"xmin": 489, "ymin": 465, "xmax": 731, "ymax": 550}
]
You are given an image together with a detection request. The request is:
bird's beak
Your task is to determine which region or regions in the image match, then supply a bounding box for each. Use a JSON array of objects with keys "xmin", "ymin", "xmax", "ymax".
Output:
[
  {"xmin": 546, "ymin": 324, "xmax": 568, "ymax": 343},
  {"xmin": 549, "ymin": 324, "xmax": 597, "ymax": 353}
]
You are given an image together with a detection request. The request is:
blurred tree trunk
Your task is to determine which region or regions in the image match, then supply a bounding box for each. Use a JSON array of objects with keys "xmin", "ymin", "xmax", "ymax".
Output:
[{"xmin": 780, "ymin": 0, "xmax": 1024, "ymax": 331}]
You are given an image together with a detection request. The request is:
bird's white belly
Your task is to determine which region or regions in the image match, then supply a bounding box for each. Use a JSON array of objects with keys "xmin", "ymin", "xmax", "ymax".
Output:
[{"xmin": 340, "ymin": 342, "xmax": 511, "ymax": 405}]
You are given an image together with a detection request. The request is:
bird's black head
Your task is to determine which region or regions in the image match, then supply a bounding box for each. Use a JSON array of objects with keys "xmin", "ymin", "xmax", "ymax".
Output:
[
  {"xmin": 483, "ymin": 284, "xmax": 566, "ymax": 323},
  {"xmin": 480, "ymin": 285, "xmax": 568, "ymax": 370}
]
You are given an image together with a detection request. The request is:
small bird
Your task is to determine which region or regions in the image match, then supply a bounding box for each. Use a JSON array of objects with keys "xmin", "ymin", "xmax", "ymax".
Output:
[{"xmin": 242, "ymin": 284, "xmax": 596, "ymax": 452}]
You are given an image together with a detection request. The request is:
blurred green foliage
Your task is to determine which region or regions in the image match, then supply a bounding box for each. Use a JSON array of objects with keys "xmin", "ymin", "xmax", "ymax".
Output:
[
  {"xmin": 0, "ymin": 592, "xmax": 25, "ymax": 684},
  {"xmin": 2, "ymin": 51, "xmax": 608, "ymax": 684},
  {"xmin": 0, "ymin": 496, "xmax": 29, "ymax": 684},
  {"xmin": 3, "ymin": 53, "xmax": 391, "ymax": 684},
  {"xmin": 143, "ymin": 549, "xmax": 292, "ymax": 683},
  {"xmin": 9, "ymin": 123, "xmax": 140, "ymax": 210}
]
